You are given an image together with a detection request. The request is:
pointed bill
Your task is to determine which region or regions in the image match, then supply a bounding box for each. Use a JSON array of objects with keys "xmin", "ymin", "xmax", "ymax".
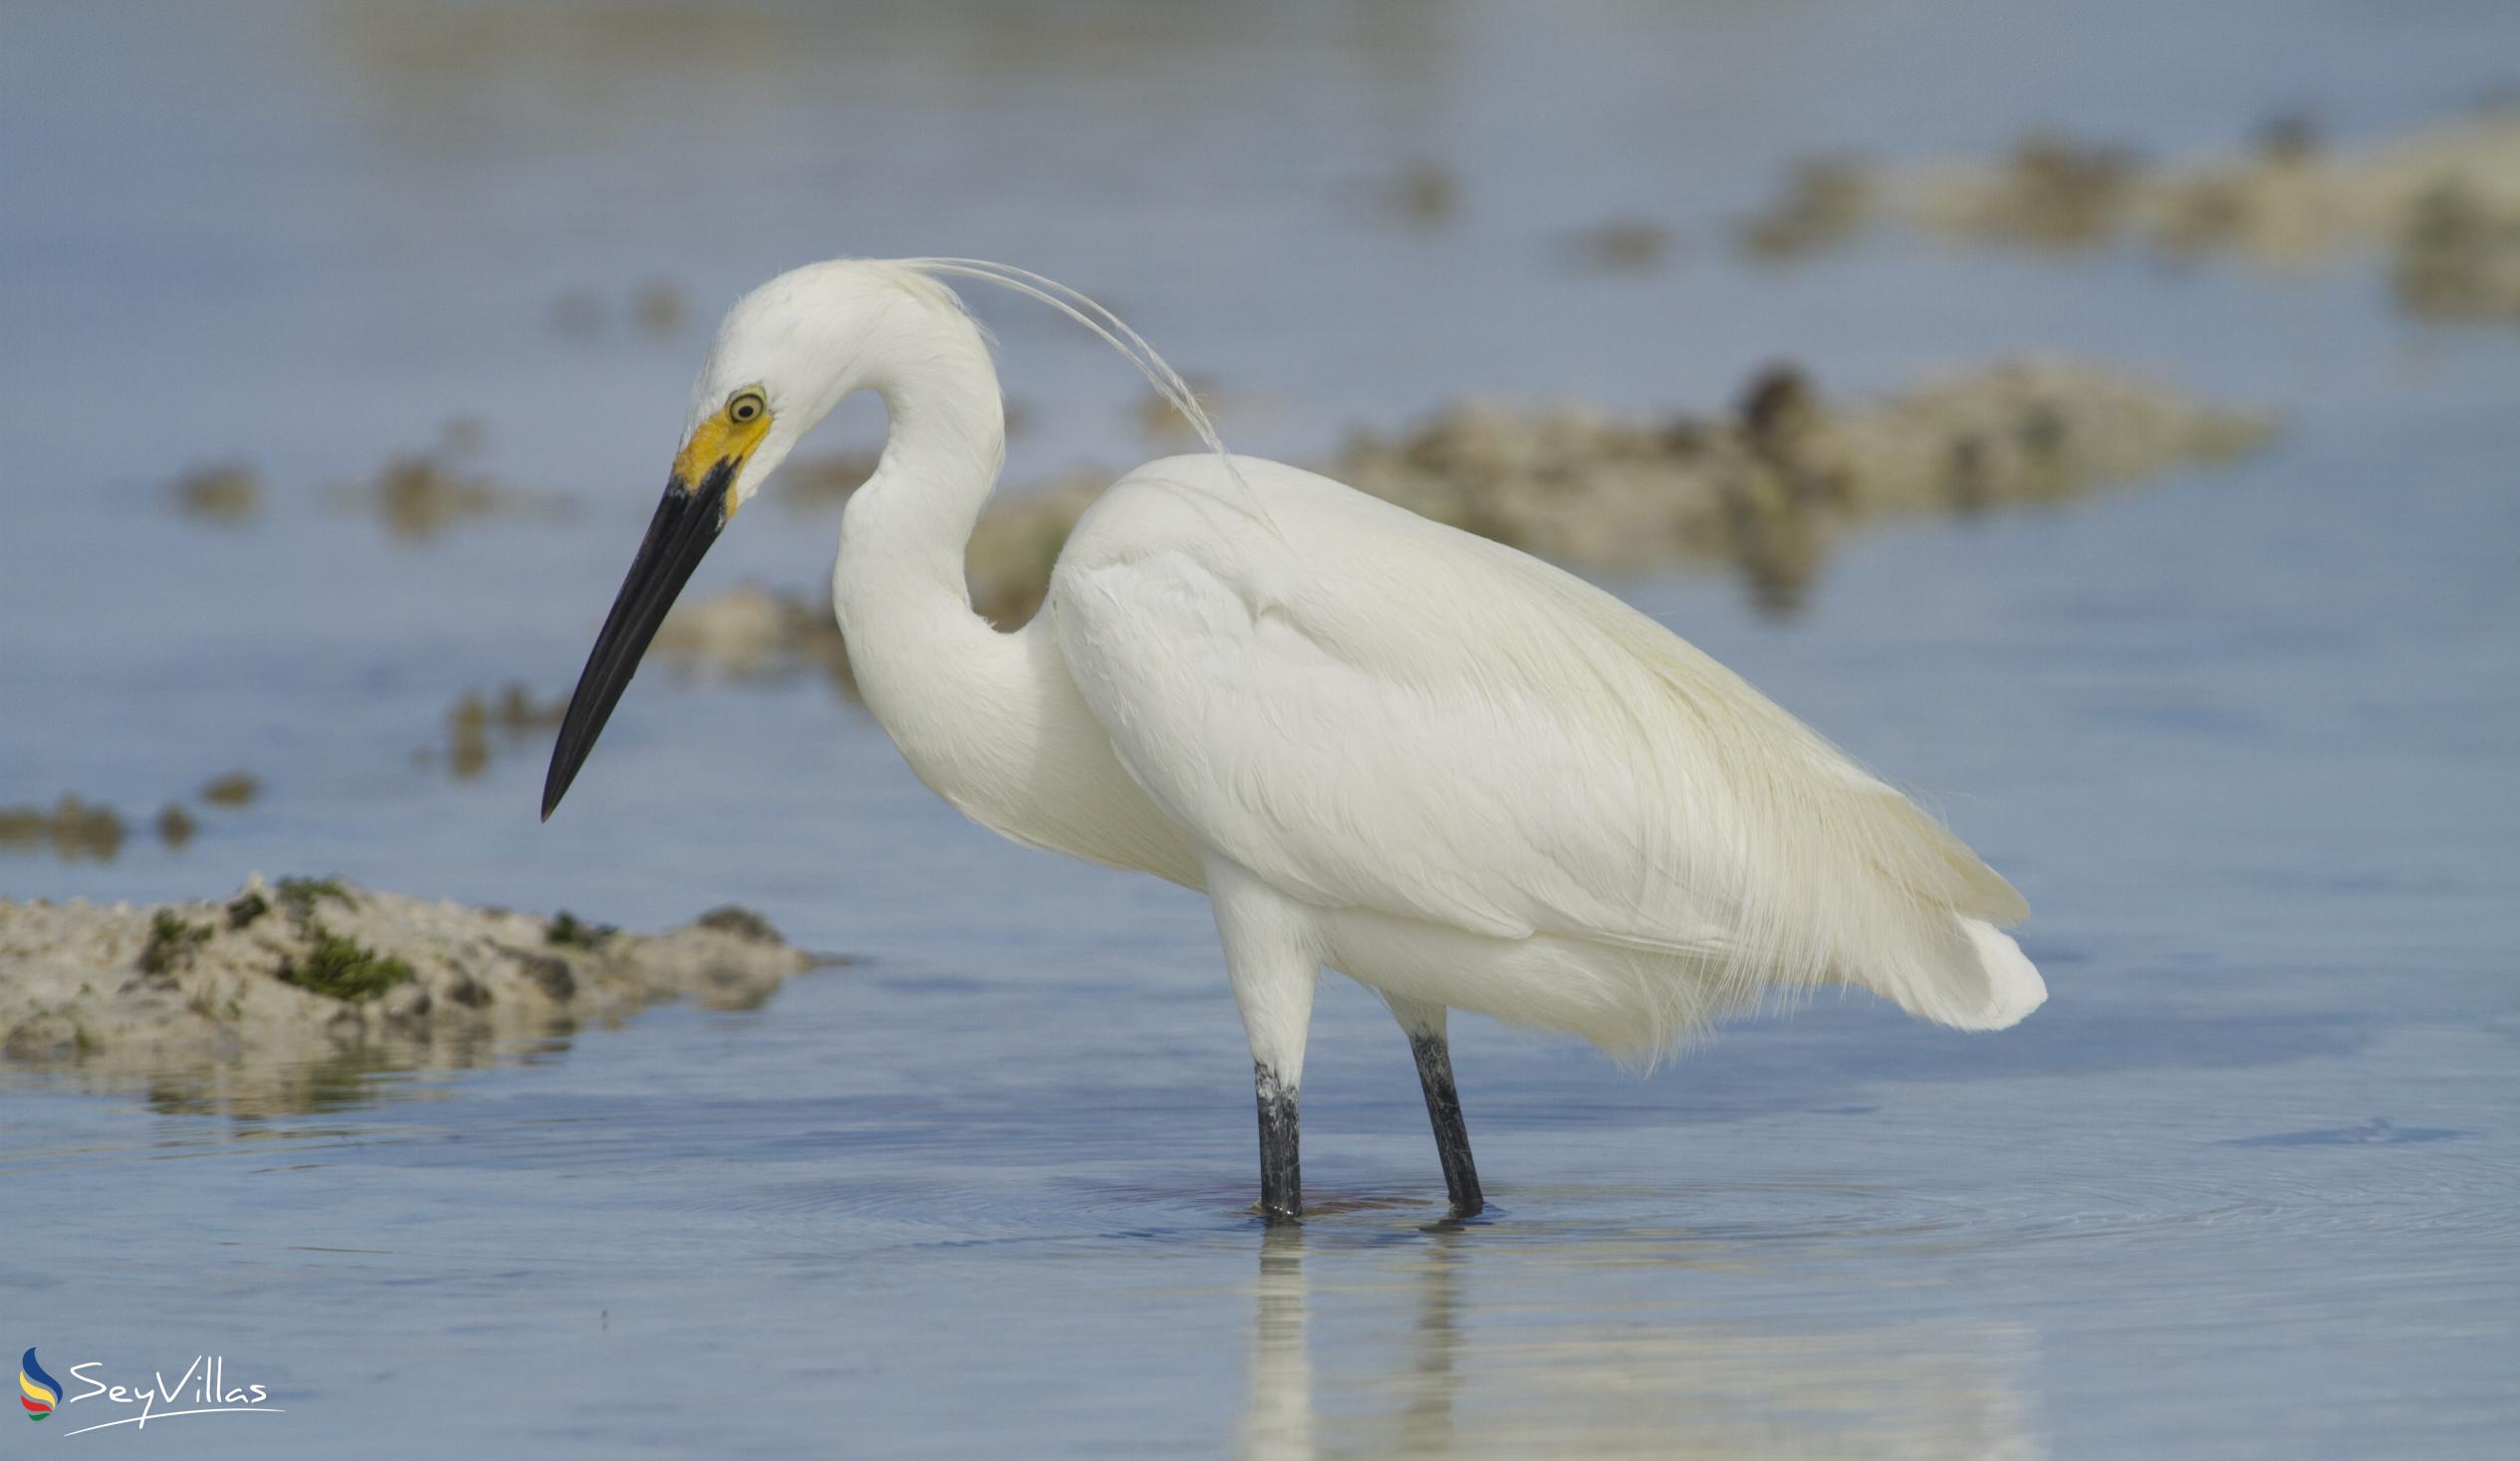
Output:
[{"xmin": 541, "ymin": 460, "xmax": 736, "ymax": 820}]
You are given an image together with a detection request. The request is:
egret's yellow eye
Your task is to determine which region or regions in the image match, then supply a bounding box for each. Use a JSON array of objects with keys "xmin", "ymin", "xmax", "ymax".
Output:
[{"xmin": 728, "ymin": 390, "xmax": 767, "ymax": 424}]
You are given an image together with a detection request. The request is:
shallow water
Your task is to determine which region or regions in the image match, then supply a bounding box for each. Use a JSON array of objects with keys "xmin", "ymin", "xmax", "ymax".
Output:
[{"xmin": 4, "ymin": 1, "xmax": 2518, "ymax": 1455}]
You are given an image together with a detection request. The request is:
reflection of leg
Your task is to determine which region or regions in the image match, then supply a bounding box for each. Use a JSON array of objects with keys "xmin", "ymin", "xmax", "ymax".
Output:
[
  {"xmin": 1389, "ymin": 998, "xmax": 1483, "ymax": 1216},
  {"xmin": 1241, "ymin": 1226, "xmax": 1314, "ymax": 1461},
  {"xmin": 1401, "ymin": 1228, "xmax": 1464, "ymax": 1455}
]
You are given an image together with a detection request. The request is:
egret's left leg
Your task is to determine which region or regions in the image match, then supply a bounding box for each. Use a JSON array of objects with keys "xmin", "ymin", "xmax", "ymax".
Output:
[
  {"xmin": 1207, "ymin": 859, "xmax": 1322, "ymax": 1224},
  {"xmin": 1387, "ymin": 997, "xmax": 1484, "ymax": 1217}
]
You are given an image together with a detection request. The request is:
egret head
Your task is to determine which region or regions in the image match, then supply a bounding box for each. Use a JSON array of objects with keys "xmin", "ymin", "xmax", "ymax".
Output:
[
  {"xmin": 541, "ymin": 262, "xmax": 916, "ymax": 821},
  {"xmin": 541, "ymin": 256, "xmax": 1210, "ymax": 823}
]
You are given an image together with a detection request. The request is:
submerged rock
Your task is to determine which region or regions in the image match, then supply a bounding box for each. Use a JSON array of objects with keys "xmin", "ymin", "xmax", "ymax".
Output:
[
  {"xmin": 1900, "ymin": 133, "xmax": 2147, "ymax": 252},
  {"xmin": 0, "ymin": 876, "xmax": 832, "ymax": 1113},
  {"xmin": 435, "ymin": 681, "xmax": 568, "ymax": 780},
  {"xmin": 631, "ymin": 278, "xmax": 691, "ymax": 338},
  {"xmin": 4, "ymin": 773, "xmax": 276, "ymax": 863},
  {"xmin": 153, "ymin": 803, "xmax": 197, "ymax": 850},
  {"xmin": 651, "ymin": 582, "xmax": 856, "ymax": 691},
  {"xmin": 1384, "ymin": 158, "xmax": 1462, "ymax": 227},
  {"xmin": 168, "ymin": 462, "xmax": 262, "ymax": 524},
  {"xmin": 0, "ymin": 796, "xmax": 127, "ymax": 862},
  {"xmin": 550, "ymin": 279, "xmax": 696, "ymax": 342},
  {"xmin": 1561, "ymin": 216, "xmax": 1675, "ymax": 273},
  {"xmin": 336, "ymin": 423, "xmax": 575, "ymax": 542},
  {"xmin": 364, "ymin": 451, "xmax": 562, "ymax": 540},
  {"xmin": 2394, "ymin": 179, "xmax": 2520, "ymax": 322},
  {"xmin": 199, "ymin": 771, "xmax": 261, "ymax": 807},
  {"xmin": 1334, "ymin": 359, "xmax": 2271, "ymax": 614},
  {"xmin": 1744, "ymin": 112, "xmax": 2520, "ymax": 321},
  {"xmin": 1738, "ymin": 157, "xmax": 1872, "ymax": 261}
]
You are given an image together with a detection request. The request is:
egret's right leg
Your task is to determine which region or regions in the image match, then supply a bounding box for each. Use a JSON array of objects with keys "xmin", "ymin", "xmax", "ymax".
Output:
[
  {"xmin": 1206, "ymin": 860, "xmax": 1322, "ymax": 1224},
  {"xmin": 1387, "ymin": 997, "xmax": 1484, "ymax": 1217}
]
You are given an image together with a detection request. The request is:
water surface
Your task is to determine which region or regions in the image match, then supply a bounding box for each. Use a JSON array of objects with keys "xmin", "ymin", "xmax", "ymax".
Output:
[{"xmin": 3, "ymin": 2, "xmax": 2517, "ymax": 1455}]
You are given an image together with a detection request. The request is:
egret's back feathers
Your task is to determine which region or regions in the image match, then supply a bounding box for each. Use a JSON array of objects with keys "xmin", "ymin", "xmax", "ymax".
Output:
[{"xmin": 1052, "ymin": 455, "xmax": 2041, "ymax": 1056}]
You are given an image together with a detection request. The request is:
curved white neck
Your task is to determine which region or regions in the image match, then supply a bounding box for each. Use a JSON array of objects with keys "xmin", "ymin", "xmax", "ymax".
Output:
[
  {"xmin": 835, "ymin": 307, "xmax": 1008, "ymax": 604},
  {"xmin": 816, "ymin": 288, "xmax": 1201, "ymax": 889},
  {"xmin": 826, "ymin": 305, "xmax": 1065, "ymax": 840}
]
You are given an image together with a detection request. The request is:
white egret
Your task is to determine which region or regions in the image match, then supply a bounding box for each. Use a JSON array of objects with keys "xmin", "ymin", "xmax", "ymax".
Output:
[{"xmin": 544, "ymin": 258, "xmax": 2045, "ymax": 1222}]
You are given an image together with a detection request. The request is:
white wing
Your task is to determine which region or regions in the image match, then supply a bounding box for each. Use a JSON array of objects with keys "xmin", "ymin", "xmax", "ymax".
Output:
[{"xmin": 1050, "ymin": 455, "xmax": 2039, "ymax": 1034}]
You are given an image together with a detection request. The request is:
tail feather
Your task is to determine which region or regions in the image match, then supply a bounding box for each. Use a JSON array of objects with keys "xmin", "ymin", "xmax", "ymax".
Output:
[
  {"xmin": 1935, "ymin": 918, "xmax": 2047, "ymax": 1031},
  {"xmin": 1844, "ymin": 914, "xmax": 2047, "ymax": 1033}
]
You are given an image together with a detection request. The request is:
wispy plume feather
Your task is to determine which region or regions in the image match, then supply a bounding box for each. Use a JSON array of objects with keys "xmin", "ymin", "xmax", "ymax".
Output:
[{"xmin": 900, "ymin": 257, "xmax": 1281, "ymax": 536}]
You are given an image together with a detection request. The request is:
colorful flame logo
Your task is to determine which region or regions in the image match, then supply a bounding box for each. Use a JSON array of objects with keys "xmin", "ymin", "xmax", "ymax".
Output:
[{"xmin": 19, "ymin": 1347, "xmax": 60, "ymax": 1421}]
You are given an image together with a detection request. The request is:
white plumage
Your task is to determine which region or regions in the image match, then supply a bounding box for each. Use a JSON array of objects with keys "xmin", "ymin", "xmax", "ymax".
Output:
[
  {"xmin": 1055, "ymin": 453, "xmax": 2042, "ymax": 1061},
  {"xmin": 550, "ymin": 257, "xmax": 2045, "ymax": 1218}
]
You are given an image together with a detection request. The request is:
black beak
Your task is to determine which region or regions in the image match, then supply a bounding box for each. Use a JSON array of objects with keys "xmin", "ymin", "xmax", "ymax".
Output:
[{"xmin": 541, "ymin": 460, "xmax": 736, "ymax": 821}]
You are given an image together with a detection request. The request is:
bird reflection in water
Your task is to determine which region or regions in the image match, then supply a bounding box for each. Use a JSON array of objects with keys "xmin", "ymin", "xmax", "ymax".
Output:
[
  {"xmin": 1241, "ymin": 1226, "xmax": 1317, "ymax": 1461},
  {"xmin": 1238, "ymin": 1224, "xmax": 2045, "ymax": 1460}
]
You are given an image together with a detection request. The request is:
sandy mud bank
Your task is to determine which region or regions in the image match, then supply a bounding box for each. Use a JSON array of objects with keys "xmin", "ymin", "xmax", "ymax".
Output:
[
  {"xmin": 0, "ymin": 877, "xmax": 830, "ymax": 1112},
  {"xmin": 1748, "ymin": 113, "xmax": 2520, "ymax": 321}
]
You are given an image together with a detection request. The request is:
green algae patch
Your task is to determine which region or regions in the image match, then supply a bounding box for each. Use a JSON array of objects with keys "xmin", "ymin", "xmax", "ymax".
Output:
[
  {"xmin": 545, "ymin": 910, "xmax": 617, "ymax": 948},
  {"xmin": 225, "ymin": 889, "xmax": 271, "ymax": 930},
  {"xmin": 278, "ymin": 924, "xmax": 412, "ymax": 1002},
  {"xmin": 138, "ymin": 912, "xmax": 213, "ymax": 975},
  {"xmin": 276, "ymin": 876, "xmax": 356, "ymax": 918}
]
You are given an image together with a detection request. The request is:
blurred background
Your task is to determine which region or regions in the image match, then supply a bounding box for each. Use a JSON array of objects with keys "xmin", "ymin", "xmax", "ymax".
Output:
[{"xmin": 2, "ymin": 2, "xmax": 2516, "ymax": 1457}]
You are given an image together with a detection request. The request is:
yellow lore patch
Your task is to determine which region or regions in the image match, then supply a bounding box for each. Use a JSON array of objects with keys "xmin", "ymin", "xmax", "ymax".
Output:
[{"xmin": 671, "ymin": 387, "xmax": 774, "ymax": 521}]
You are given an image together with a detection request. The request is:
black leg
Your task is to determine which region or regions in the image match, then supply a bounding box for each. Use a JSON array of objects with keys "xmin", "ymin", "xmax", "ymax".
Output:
[
  {"xmin": 1255, "ymin": 1062, "xmax": 1301, "ymax": 1223},
  {"xmin": 1408, "ymin": 1030, "xmax": 1484, "ymax": 1217}
]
